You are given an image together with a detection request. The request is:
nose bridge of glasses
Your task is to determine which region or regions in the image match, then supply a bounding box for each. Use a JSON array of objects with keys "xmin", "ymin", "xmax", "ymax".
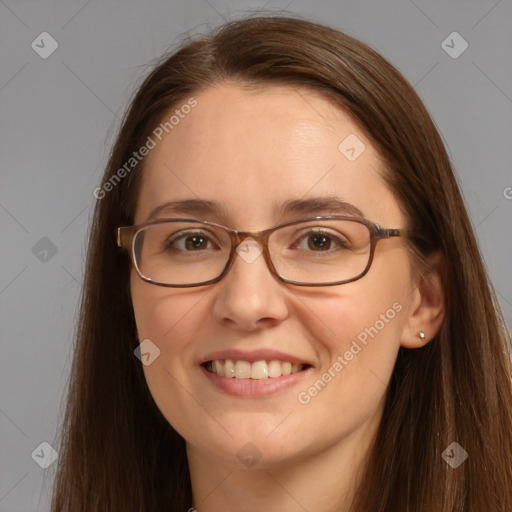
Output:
[
  {"xmin": 219, "ymin": 235, "xmax": 285, "ymax": 296},
  {"xmin": 229, "ymin": 230, "xmax": 273, "ymax": 272},
  {"xmin": 232, "ymin": 230, "xmax": 267, "ymax": 249}
]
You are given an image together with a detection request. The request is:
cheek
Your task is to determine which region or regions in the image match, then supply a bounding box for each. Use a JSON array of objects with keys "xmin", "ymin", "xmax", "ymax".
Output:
[
  {"xmin": 293, "ymin": 251, "xmax": 410, "ymax": 412},
  {"xmin": 130, "ymin": 271, "xmax": 209, "ymax": 354},
  {"xmin": 131, "ymin": 274, "xmax": 214, "ymax": 435},
  {"xmin": 301, "ymin": 245, "xmax": 410, "ymax": 353},
  {"xmin": 297, "ymin": 289, "xmax": 405, "ymax": 409}
]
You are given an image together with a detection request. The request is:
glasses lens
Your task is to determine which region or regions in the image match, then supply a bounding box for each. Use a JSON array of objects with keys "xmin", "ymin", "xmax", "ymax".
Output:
[
  {"xmin": 269, "ymin": 219, "xmax": 371, "ymax": 284},
  {"xmin": 133, "ymin": 221, "xmax": 230, "ymax": 285}
]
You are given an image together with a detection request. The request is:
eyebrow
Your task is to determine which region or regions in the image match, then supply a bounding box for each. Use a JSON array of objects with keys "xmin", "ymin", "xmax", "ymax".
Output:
[
  {"xmin": 144, "ymin": 196, "xmax": 364, "ymax": 222},
  {"xmin": 278, "ymin": 196, "xmax": 364, "ymax": 218},
  {"xmin": 146, "ymin": 198, "xmax": 228, "ymax": 221}
]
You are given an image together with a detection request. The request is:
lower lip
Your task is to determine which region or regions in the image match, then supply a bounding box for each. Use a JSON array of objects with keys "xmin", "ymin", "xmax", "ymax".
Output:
[{"xmin": 199, "ymin": 364, "xmax": 312, "ymax": 397}]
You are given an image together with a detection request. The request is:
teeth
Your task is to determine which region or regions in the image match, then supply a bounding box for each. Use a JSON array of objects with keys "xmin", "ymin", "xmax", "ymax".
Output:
[
  {"xmin": 251, "ymin": 360, "xmax": 269, "ymax": 380},
  {"xmin": 224, "ymin": 359, "xmax": 235, "ymax": 378},
  {"xmin": 208, "ymin": 359, "xmax": 306, "ymax": 379},
  {"xmin": 291, "ymin": 363, "xmax": 301, "ymax": 374},
  {"xmin": 213, "ymin": 360, "xmax": 224, "ymax": 377},
  {"xmin": 235, "ymin": 360, "xmax": 251, "ymax": 379},
  {"xmin": 268, "ymin": 360, "xmax": 282, "ymax": 378}
]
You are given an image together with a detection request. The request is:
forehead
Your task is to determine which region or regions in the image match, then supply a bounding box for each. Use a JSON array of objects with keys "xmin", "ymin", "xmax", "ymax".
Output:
[{"xmin": 134, "ymin": 83, "xmax": 401, "ymax": 227}]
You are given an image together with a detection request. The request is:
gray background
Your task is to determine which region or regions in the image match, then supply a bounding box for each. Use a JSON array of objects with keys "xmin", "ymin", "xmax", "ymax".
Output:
[{"xmin": 0, "ymin": 0, "xmax": 511, "ymax": 510}]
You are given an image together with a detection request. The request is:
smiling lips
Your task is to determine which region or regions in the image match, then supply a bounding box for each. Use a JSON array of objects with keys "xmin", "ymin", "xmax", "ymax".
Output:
[
  {"xmin": 199, "ymin": 349, "xmax": 313, "ymax": 396},
  {"xmin": 205, "ymin": 359, "xmax": 307, "ymax": 379},
  {"xmin": 200, "ymin": 349, "xmax": 312, "ymax": 381},
  {"xmin": 200, "ymin": 355, "xmax": 312, "ymax": 397}
]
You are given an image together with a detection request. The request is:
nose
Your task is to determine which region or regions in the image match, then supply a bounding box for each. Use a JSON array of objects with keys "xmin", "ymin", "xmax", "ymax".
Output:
[{"xmin": 211, "ymin": 237, "xmax": 289, "ymax": 331}]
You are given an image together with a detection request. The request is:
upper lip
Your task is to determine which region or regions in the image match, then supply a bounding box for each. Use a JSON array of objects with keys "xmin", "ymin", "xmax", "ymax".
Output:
[{"xmin": 199, "ymin": 348, "xmax": 313, "ymax": 366}]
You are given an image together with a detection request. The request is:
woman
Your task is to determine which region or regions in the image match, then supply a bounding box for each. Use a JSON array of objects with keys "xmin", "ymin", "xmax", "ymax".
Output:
[{"xmin": 51, "ymin": 14, "xmax": 512, "ymax": 511}]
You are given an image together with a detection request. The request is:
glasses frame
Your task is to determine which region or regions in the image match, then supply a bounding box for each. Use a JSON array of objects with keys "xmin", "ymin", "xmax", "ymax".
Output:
[{"xmin": 116, "ymin": 216, "xmax": 412, "ymax": 287}]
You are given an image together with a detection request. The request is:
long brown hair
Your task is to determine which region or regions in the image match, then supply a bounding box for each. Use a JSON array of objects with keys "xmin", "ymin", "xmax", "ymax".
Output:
[{"xmin": 50, "ymin": 14, "xmax": 512, "ymax": 511}]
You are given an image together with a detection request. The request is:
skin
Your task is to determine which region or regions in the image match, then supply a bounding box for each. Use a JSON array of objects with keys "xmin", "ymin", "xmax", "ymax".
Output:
[{"xmin": 130, "ymin": 82, "xmax": 445, "ymax": 511}]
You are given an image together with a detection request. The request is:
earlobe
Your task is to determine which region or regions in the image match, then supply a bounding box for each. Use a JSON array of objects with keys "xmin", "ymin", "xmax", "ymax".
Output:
[
  {"xmin": 400, "ymin": 253, "xmax": 445, "ymax": 349},
  {"xmin": 402, "ymin": 329, "xmax": 430, "ymax": 348}
]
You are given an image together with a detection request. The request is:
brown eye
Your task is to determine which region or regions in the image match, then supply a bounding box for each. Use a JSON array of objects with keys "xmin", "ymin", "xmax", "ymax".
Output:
[
  {"xmin": 307, "ymin": 233, "xmax": 332, "ymax": 251},
  {"xmin": 184, "ymin": 235, "xmax": 208, "ymax": 251},
  {"xmin": 291, "ymin": 229, "xmax": 350, "ymax": 252},
  {"xmin": 165, "ymin": 230, "xmax": 219, "ymax": 252}
]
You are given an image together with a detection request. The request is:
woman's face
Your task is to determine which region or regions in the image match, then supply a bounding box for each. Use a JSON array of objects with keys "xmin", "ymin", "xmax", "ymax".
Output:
[{"xmin": 130, "ymin": 83, "xmax": 417, "ymax": 469}]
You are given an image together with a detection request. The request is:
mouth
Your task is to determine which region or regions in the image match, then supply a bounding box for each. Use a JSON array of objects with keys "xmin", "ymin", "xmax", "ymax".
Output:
[
  {"xmin": 200, "ymin": 359, "xmax": 313, "ymax": 397},
  {"xmin": 202, "ymin": 359, "xmax": 312, "ymax": 379}
]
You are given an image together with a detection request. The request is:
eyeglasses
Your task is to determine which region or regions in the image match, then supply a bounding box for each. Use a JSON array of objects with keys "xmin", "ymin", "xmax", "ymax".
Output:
[{"xmin": 116, "ymin": 216, "xmax": 412, "ymax": 287}]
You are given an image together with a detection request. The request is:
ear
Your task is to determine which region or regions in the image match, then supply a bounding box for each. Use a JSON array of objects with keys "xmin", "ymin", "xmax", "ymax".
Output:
[{"xmin": 400, "ymin": 252, "xmax": 445, "ymax": 348}]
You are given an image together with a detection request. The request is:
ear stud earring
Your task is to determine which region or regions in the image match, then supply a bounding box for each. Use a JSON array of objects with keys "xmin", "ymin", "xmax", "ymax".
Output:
[{"xmin": 418, "ymin": 330, "xmax": 426, "ymax": 341}]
